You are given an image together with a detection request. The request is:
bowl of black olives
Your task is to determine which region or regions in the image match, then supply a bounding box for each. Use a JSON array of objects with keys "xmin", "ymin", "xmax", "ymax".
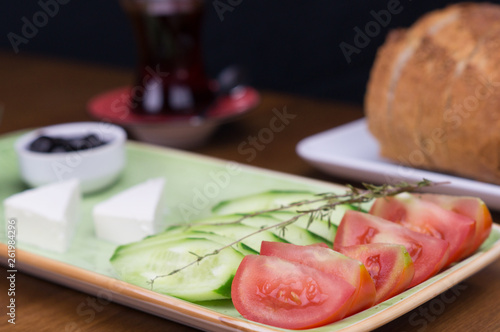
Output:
[{"xmin": 15, "ymin": 122, "xmax": 127, "ymax": 193}]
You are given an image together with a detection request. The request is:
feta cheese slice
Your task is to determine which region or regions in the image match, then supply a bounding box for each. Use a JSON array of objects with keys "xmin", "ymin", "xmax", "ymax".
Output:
[
  {"xmin": 93, "ymin": 178, "xmax": 166, "ymax": 244},
  {"xmin": 4, "ymin": 179, "xmax": 81, "ymax": 253}
]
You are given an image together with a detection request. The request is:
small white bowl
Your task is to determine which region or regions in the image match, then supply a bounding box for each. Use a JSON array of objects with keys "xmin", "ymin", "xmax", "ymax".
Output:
[{"xmin": 15, "ymin": 122, "xmax": 127, "ymax": 194}]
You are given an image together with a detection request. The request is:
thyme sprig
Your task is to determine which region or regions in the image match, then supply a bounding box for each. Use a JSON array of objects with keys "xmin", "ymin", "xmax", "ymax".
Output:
[{"xmin": 148, "ymin": 179, "xmax": 446, "ymax": 289}]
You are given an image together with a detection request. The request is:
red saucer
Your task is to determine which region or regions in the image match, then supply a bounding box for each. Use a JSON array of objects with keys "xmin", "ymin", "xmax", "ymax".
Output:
[{"xmin": 87, "ymin": 86, "xmax": 260, "ymax": 125}]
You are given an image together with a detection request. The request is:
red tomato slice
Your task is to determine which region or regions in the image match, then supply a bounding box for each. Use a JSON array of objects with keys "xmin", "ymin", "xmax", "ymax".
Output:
[
  {"xmin": 260, "ymin": 241, "xmax": 376, "ymax": 316},
  {"xmin": 308, "ymin": 242, "xmax": 330, "ymax": 249},
  {"xmin": 418, "ymin": 193, "xmax": 493, "ymax": 255},
  {"xmin": 370, "ymin": 193, "xmax": 475, "ymax": 265},
  {"xmin": 231, "ymin": 255, "xmax": 356, "ymax": 329},
  {"xmin": 334, "ymin": 210, "xmax": 449, "ymax": 288},
  {"xmin": 338, "ymin": 243, "xmax": 414, "ymax": 304}
]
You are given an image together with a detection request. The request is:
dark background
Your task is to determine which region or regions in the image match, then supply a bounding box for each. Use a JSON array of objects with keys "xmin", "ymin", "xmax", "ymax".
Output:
[{"xmin": 2, "ymin": 0, "xmax": 498, "ymax": 104}]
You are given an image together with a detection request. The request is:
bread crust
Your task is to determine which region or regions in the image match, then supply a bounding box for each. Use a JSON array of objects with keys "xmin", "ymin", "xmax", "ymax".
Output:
[{"xmin": 365, "ymin": 3, "xmax": 500, "ymax": 185}]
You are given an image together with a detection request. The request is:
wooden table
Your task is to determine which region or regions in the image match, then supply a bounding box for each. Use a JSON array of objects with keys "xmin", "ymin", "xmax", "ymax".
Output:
[{"xmin": 1, "ymin": 52, "xmax": 499, "ymax": 332}]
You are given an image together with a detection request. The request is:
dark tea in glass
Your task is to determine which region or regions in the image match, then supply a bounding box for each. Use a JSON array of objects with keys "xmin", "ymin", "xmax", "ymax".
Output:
[{"xmin": 120, "ymin": 0, "xmax": 215, "ymax": 115}]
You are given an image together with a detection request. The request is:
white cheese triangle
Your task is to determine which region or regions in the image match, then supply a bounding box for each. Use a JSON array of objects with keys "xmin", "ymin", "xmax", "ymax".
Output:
[
  {"xmin": 4, "ymin": 179, "xmax": 81, "ymax": 253},
  {"xmin": 93, "ymin": 178, "xmax": 166, "ymax": 244}
]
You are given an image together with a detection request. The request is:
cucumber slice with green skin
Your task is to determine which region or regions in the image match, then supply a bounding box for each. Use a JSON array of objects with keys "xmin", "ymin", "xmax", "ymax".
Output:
[
  {"xmin": 187, "ymin": 213, "xmax": 326, "ymax": 248},
  {"xmin": 115, "ymin": 213, "xmax": 284, "ymax": 254},
  {"xmin": 266, "ymin": 203, "xmax": 354, "ymax": 237},
  {"xmin": 238, "ymin": 214, "xmax": 326, "ymax": 246},
  {"xmin": 267, "ymin": 211, "xmax": 335, "ymax": 246},
  {"xmin": 114, "ymin": 228, "xmax": 257, "ymax": 256},
  {"xmin": 211, "ymin": 191, "xmax": 358, "ymax": 244},
  {"xmin": 182, "ymin": 223, "xmax": 285, "ymax": 253},
  {"xmin": 168, "ymin": 229, "xmax": 258, "ymax": 255},
  {"xmin": 212, "ymin": 190, "xmax": 359, "ymax": 216},
  {"xmin": 110, "ymin": 238, "xmax": 244, "ymax": 301},
  {"xmin": 212, "ymin": 190, "xmax": 321, "ymax": 215},
  {"xmin": 179, "ymin": 214, "xmax": 287, "ymax": 252},
  {"xmin": 185, "ymin": 230, "xmax": 258, "ymax": 255}
]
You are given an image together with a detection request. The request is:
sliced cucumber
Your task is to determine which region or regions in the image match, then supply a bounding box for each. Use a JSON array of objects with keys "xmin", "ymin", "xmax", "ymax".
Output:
[
  {"xmin": 182, "ymin": 223, "xmax": 284, "ymax": 253},
  {"xmin": 177, "ymin": 214, "xmax": 287, "ymax": 252},
  {"xmin": 212, "ymin": 190, "xmax": 320, "ymax": 215},
  {"xmin": 185, "ymin": 230, "xmax": 258, "ymax": 255},
  {"xmin": 109, "ymin": 190, "xmax": 363, "ymax": 303},
  {"xmin": 270, "ymin": 202, "xmax": 354, "ymax": 225},
  {"xmin": 211, "ymin": 190, "xmax": 358, "ymax": 244},
  {"xmin": 110, "ymin": 238, "xmax": 244, "ymax": 301},
  {"xmin": 267, "ymin": 211, "xmax": 335, "ymax": 245},
  {"xmin": 212, "ymin": 189, "xmax": 358, "ymax": 216},
  {"xmin": 114, "ymin": 228, "xmax": 257, "ymax": 257},
  {"xmin": 237, "ymin": 214, "xmax": 325, "ymax": 246},
  {"xmin": 186, "ymin": 213, "xmax": 329, "ymax": 248}
]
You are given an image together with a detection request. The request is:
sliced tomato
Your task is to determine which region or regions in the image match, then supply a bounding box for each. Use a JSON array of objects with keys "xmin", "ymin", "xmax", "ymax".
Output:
[
  {"xmin": 338, "ymin": 243, "xmax": 414, "ymax": 304},
  {"xmin": 260, "ymin": 241, "xmax": 376, "ymax": 316},
  {"xmin": 418, "ymin": 193, "xmax": 493, "ymax": 255},
  {"xmin": 370, "ymin": 193, "xmax": 475, "ymax": 265},
  {"xmin": 231, "ymin": 255, "xmax": 356, "ymax": 329},
  {"xmin": 307, "ymin": 242, "xmax": 330, "ymax": 248},
  {"xmin": 334, "ymin": 210, "xmax": 449, "ymax": 288}
]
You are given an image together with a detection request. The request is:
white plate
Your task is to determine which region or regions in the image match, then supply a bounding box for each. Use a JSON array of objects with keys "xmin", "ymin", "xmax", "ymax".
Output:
[{"xmin": 296, "ymin": 118, "xmax": 500, "ymax": 211}]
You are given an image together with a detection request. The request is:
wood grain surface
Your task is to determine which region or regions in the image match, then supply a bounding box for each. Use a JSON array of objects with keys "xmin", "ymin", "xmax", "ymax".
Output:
[{"xmin": 0, "ymin": 52, "xmax": 499, "ymax": 332}]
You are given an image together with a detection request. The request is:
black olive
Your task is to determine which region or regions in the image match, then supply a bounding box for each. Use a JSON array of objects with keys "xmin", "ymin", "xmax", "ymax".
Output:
[
  {"xmin": 85, "ymin": 134, "xmax": 105, "ymax": 148},
  {"xmin": 69, "ymin": 139, "xmax": 91, "ymax": 151},
  {"xmin": 28, "ymin": 133, "xmax": 107, "ymax": 153},
  {"xmin": 28, "ymin": 136, "xmax": 55, "ymax": 153},
  {"xmin": 50, "ymin": 145, "xmax": 69, "ymax": 153}
]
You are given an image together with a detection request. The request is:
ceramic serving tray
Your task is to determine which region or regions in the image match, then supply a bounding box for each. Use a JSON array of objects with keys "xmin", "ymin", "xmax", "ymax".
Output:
[{"xmin": 1, "ymin": 132, "xmax": 500, "ymax": 332}]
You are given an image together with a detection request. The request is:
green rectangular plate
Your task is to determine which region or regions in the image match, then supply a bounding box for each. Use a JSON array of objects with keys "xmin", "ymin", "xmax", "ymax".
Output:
[{"xmin": 1, "ymin": 132, "xmax": 500, "ymax": 332}]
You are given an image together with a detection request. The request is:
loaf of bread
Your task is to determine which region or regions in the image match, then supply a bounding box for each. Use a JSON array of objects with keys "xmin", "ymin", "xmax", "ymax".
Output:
[{"xmin": 365, "ymin": 3, "xmax": 500, "ymax": 185}]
